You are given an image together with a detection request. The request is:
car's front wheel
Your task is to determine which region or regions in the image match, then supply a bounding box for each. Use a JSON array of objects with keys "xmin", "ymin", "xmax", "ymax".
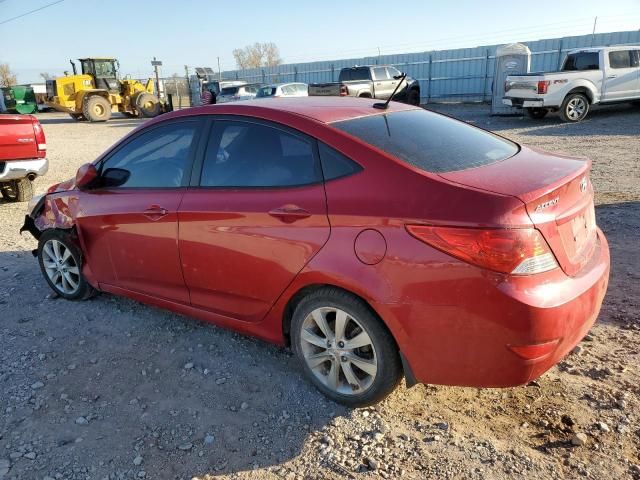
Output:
[
  {"xmin": 291, "ymin": 288, "xmax": 402, "ymax": 407},
  {"xmin": 37, "ymin": 229, "xmax": 96, "ymax": 300}
]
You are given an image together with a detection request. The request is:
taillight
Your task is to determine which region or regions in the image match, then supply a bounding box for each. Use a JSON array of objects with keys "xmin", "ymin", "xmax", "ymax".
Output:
[
  {"xmin": 31, "ymin": 116, "xmax": 46, "ymax": 158},
  {"xmin": 340, "ymin": 85, "xmax": 348, "ymax": 96},
  {"xmin": 406, "ymin": 225, "xmax": 558, "ymax": 275},
  {"xmin": 537, "ymin": 81, "xmax": 550, "ymax": 94}
]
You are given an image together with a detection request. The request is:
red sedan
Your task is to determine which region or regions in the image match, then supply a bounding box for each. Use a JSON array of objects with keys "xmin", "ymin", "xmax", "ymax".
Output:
[{"xmin": 22, "ymin": 97, "xmax": 609, "ymax": 406}]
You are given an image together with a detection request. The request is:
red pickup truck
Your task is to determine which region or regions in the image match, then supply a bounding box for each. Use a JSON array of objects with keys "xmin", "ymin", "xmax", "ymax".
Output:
[{"xmin": 0, "ymin": 114, "xmax": 48, "ymax": 202}]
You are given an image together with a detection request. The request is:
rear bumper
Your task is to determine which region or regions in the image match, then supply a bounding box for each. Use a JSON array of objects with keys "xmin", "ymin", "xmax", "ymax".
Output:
[
  {"xmin": 503, "ymin": 97, "xmax": 544, "ymax": 108},
  {"xmin": 0, "ymin": 158, "xmax": 48, "ymax": 181},
  {"xmin": 385, "ymin": 228, "xmax": 610, "ymax": 388}
]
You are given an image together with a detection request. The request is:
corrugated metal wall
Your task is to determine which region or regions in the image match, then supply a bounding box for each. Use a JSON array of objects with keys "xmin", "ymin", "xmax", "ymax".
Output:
[{"xmin": 220, "ymin": 30, "xmax": 640, "ymax": 103}]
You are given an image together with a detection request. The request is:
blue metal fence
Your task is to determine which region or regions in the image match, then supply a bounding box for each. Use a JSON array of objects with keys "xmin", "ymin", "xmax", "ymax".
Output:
[{"xmin": 220, "ymin": 30, "xmax": 640, "ymax": 103}]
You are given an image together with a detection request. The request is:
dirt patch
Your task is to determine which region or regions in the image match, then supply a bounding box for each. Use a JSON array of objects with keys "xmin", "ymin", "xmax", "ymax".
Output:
[{"xmin": 0, "ymin": 108, "xmax": 638, "ymax": 480}]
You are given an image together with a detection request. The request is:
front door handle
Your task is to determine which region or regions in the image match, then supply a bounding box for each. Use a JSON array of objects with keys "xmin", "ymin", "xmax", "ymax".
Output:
[
  {"xmin": 143, "ymin": 205, "xmax": 169, "ymax": 221},
  {"xmin": 268, "ymin": 205, "xmax": 311, "ymax": 223}
]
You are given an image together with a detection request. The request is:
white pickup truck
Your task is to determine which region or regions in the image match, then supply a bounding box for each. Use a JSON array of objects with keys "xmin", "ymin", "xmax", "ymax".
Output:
[{"xmin": 503, "ymin": 45, "xmax": 640, "ymax": 122}]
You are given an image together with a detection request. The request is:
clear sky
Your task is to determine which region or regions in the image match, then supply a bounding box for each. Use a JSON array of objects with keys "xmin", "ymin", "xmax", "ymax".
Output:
[{"xmin": 1, "ymin": 0, "xmax": 639, "ymax": 83}]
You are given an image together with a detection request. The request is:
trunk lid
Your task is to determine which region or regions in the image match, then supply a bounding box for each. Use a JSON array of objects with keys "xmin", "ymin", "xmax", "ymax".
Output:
[
  {"xmin": 440, "ymin": 146, "xmax": 597, "ymax": 276},
  {"xmin": 0, "ymin": 114, "xmax": 38, "ymax": 161}
]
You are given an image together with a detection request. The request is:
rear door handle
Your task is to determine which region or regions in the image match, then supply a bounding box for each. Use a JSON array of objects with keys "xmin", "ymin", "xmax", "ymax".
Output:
[
  {"xmin": 607, "ymin": 74, "xmax": 617, "ymax": 78},
  {"xmin": 268, "ymin": 205, "xmax": 311, "ymax": 223},
  {"xmin": 143, "ymin": 205, "xmax": 169, "ymax": 221}
]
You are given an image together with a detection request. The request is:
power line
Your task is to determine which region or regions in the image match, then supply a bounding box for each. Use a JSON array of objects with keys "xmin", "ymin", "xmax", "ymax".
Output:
[{"xmin": 0, "ymin": 0, "xmax": 65, "ymax": 26}]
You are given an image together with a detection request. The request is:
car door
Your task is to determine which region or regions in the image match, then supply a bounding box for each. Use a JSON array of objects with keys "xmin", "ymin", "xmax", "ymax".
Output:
[
  {"xmin": 76, "ymin": 119, "xmax": 202, "ymax": 303},
  {"xmin": 178, "ymin": 117, "xmax": 330, "ymax": 322},
  {"xmin": 371, "ymin": 67, "xmax": 394, "ymax": 99},
  {"xmin": 603, "ymin": 49, "xmax": 640, "ymax": 101}
]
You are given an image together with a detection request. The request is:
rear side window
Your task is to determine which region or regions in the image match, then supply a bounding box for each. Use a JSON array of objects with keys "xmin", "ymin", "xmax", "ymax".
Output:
[
  {"xmin": 200, "ymin": 120, "xmax": 321, "ymax": 187},
  {"xmin": 609, "ymin": 50, "xmax": 634, "ymax": 69},
  {"xmin": 332, "ymin": 109, "xmax": 518, "ymax": 173},
  {"xmin": 339, "ymin": 68, "xmax": 370, "ymax": 82},
  {"xmin": 563, "ymin": 52, "xmax": 600, "ymax": 71},
  {"xmin": 318, "ymin": 143, "xmax": 363, "ymax": 180},
  {"xmin": 372, "ymin": 67, "xmax": 389, "ymax": 80}
]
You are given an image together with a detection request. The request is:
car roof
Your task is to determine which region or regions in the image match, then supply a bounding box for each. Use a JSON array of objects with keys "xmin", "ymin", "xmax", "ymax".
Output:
[{"xmin": 163, "ymin": 96, "xmax": 419, "ymax": 124}]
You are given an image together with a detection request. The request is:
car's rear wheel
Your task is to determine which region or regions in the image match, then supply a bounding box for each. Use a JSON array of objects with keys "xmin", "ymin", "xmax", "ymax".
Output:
[
  {"xmin": 37, "ymin": 229, "xmax": 96, "ymax": 300},
  {"xmin": 559, "ymin": 93, "xmax": 589, "ymax": 122},
  {"xmin": 1, "ymin": 178, "xmax": 33, "ymax": 202},
  {"xmin": 408, "ymin": 89, "xmax": 421, "ymax": 106},
  {"xmin": 291, "ymin": 288, "xmax": 402, "ymax": 407}
]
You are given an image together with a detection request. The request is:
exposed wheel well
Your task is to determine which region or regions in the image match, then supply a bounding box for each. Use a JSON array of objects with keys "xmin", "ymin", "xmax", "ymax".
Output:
[
  {"xmin": 566, "ymin": 88, "xmax": 593, "ymax": 104},
  {"xmin": 358, "ymin": 92, "xmax": 372, "ymax": 98}
]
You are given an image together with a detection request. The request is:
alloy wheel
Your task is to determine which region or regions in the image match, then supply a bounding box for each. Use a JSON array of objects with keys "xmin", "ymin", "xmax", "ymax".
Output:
[
  {"xmin": 42, "ymin": 239, "xmax": 81, "ymax": 295},
  {"xmin": 566, "ymin": 97, "xmax": 587, "ymax": 120},
  {"xmin": 299, "ymin": 307, "xmax": 377, "ymax": 395}
]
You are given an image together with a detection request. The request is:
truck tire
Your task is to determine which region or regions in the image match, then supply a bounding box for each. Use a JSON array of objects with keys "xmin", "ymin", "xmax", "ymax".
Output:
[
  {"xmin": 559, "ymin": 93, "xmax": 589, "ymax": 122},
  {"xmin": 358, "ymin": 93, "xmax": 372, "ymax": 99},
  {"xmin": 1, "ymin": 178, "xmax": 33, "ymax": 202},
  {"xmin": 83, "ymin": 96, "xmax": 112, "ymax": 122},
  {"xmin": 408, "ymin": 89, "xmax": 421, "ymax": 106},
  {"xmin": 526, "ymin": 108, "xmax": 548, "ymax": 119},
  {"xmin": 136, "ymin": 93, "xmax": 161, "ymax": 118}
]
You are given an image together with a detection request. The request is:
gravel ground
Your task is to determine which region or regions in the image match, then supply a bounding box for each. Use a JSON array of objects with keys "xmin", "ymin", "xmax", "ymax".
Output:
[{"xmin": 0, "ymin": 105, "xmax": 639, "ymax": 480}]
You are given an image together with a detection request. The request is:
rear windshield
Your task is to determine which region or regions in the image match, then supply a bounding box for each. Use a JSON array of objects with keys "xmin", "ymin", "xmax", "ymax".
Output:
[
  {"xmin": 220, "ymin": 87, "xmax": 239, "ymax": 95},
  {"xmin": 563, "ymin": 52, "xmax": 600, "ymax": 71},
  {"xmin": 257, "ymin": 86, "xmax": 277, "ymax": 97},
  {"xmin": 339, "ymin": 68, "xmax": 370, "ymax": 82},
  {"xmin": 332, "ymin": 109, "xmax": 518, "ymax": 173}
]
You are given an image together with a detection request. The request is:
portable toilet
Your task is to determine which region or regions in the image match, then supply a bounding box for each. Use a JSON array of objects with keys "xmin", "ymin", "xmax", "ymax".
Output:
[{"xmin": 491, "ymin": 43, "xmax": 531, "ymax": 115}]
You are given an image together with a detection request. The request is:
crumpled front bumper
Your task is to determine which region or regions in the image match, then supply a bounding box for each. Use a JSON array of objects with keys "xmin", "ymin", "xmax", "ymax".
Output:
[{"xmin": 0, "ymin": 158, "xmax": 49, "ymax": 181}]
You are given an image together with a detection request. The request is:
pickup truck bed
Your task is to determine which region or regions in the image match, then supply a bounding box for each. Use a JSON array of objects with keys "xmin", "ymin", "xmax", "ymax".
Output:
[{"xmin": 0, "ymin": 114, "xmax": 48, "ymax": 202}]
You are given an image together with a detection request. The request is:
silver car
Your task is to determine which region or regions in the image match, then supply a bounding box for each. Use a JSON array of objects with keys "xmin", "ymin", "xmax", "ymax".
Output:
[
  {"xmin": 216, "ymin": 84, "xmax": 262, "ymax": 103},
  {"xmin": 256, "ymin": 82, "xmax": 308, "ymax": 98}
]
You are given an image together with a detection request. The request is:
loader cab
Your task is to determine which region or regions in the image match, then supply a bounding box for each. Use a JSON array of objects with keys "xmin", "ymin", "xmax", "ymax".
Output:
[{"xmin": 79, "ymin": 58, "xmax": 120, "ymax": 92}]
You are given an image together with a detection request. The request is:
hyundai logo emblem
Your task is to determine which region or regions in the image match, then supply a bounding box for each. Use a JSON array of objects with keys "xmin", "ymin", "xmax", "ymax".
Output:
[{"xmin": 579, "ymin": 177, "xmax": 588, "ymax": 193}]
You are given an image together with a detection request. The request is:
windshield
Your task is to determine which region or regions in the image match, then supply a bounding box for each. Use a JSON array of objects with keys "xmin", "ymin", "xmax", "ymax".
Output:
[
  {"xmin": 257, "ymin": 86, "xmax": 277, "ymax": 97},
  {"xmin": 94, "ymin": 61, "xmax": 116, "ymax": 77},
  {"xmin": 332, "ymin": 109, "xmax": 518, "ymax": 173}
]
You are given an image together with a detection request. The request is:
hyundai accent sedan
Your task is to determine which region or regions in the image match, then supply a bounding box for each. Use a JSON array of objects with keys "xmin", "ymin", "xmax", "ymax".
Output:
[{"xmin": 21, "ymin": 97, "xmax": 610, "ymax": 407}]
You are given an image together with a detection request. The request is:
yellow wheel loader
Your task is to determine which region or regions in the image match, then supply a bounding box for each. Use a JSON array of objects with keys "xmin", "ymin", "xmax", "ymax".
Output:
[{"xmin": 45, "ymin": 58, "xmax": 162, "ymax": 122}]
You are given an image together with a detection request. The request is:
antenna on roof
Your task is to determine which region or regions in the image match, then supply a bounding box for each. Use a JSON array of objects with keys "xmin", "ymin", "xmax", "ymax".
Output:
[{"xmin": 373, "ymin": 73, "xmax": 407, "ymax": 110}]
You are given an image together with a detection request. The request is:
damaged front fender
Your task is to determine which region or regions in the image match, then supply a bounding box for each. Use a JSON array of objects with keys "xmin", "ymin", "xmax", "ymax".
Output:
[{"xmin": 20, "ymin": 188, "xmax": 82, "ymax": 242}]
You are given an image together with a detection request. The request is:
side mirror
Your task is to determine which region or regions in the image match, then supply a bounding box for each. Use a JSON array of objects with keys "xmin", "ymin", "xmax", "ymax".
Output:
[
  {"xmin": 101, "ymin": 168, "xmax": 130, "ymax": 188},
  {"xmin": 75, "ymin": 163, "xmax": 98, "ymax": 190}
]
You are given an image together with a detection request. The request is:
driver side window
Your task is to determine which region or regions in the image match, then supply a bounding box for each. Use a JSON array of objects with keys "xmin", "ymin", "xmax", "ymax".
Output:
[{"xmin": 101, "ymin": 122, "xmax": 198, "ymax": 188}]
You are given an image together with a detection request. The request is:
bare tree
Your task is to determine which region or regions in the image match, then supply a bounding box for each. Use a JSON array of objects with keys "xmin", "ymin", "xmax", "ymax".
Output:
[
  {"xmin": 0, "ymin": 63, "xmax": 17, "ymax": 87},
  {"xmin": 232, "ymin": 42, "xmax": 282, "ymax": 70},
  {"xmin": 40, "ymin": 72, "xmax": 53, "ymax": 81}
]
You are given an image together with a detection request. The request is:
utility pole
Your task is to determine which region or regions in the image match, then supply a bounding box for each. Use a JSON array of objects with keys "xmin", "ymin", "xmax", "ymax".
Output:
[
  {"xmin": 151, "ymin": 56, "xmax": 162, "ymax": 99},
  {"xmin": 184, "ymin": 65, "xmax": 191, "ymax": 106},
  {"xmin": 217, "ymin": 56, "xmax": 222, "ymax": 82},
  {"xmin": 591, "ymin": 17, "xmax": 598, "ymax": 46}
]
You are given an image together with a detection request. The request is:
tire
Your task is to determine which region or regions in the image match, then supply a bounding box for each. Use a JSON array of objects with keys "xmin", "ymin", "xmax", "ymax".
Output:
[
  {"xmin": 1, "ymin": 178, "xmax": 33, "ymax": 202},
  {"xmin": 559, "ymin": 93, "xmax": 590, "ymax": 122},
  {"xmin": 37, "ymin": 229, "xmax": 96, "ymax": 301},
  {"xmin": 407, "ymin": 89, "xmax": 421, "ymax": 106},
  {"xmin": 526, "ymin": 107, "xmax": 548, "ymax": 119},
  {"xmin": 68, "ymin": 113, "xmax": 86, "ymax": 121},
  {"xmin": 83, "ymin": 95, "xmax": 112, "ymax": 122},
  {"xmin": 135, "ymin": 93, "xmax": 161, "ymax": 118},
  {"xmin": 358, "ymin": 93, "xmax": 372, "ymax": 99},
  {"xmin": 291, "ymin": 287, "xmax": 402, "ymax": 407}
]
